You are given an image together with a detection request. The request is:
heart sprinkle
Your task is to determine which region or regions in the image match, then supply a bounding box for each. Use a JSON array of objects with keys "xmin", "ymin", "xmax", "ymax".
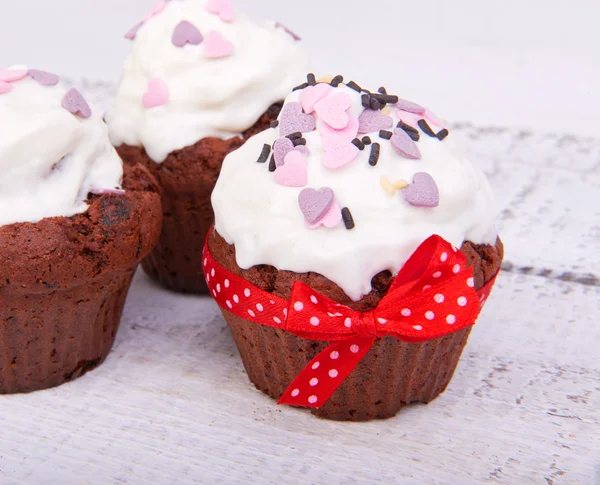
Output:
[
  {"xmin": 274, "ymin": 137, "xmax": 309, "ymax": 168},
  {"xmin": 391, "ymin": 128, "xmax": 421, "ymax": 160},
  {"xmin": 143, "ymin": 1, "xmax": 167, "ymax": 22},
  {"xmin": 396, "ymin": 99, "xmax": 425, "ymax": 115},
  {"xmin": 279, "ymin": 102, "xmax": 316, "ymax": 137},
  {"xmin": 299, "ymin": 187, "xmax": 335, "ymax": 225},
  {"xmin": 314, "ymin": 92, "xmax": 352, "ymax": 130},
  {"xmin": 142, "ymin": 78, "xmax": 169, "ymax": 109},
  {"xmin": 319, "ymin": 115, "xmax": 359, "ymax": 141},
  {"xmin": 299, "ymin": 83, "xmax": 332, "ymax": 114},
  {"xmin": 172, "ymin": 21, "xmax": 203, "ymax": 47},
  {"xmin": 322, "ymin": 137, "xmax": 360, "ymax": 170},
  {"xmin": 206, "ymin": 0, "xmax": 235, "ymax": 23},
  {"xmin": 28, "ymin": 69, "xmax": 59, "ymax": 86},
  {"xmin": 358, "ymin": 109, "xmax": 393, "ymax": 134},
  {"xmin": 402, "ymin": 172, "xmax": 440, "ymax": 208},
  {"xmin": 274, "ymin": 151, "xmax": 308, "ymax": 187},
  {"xmin": 204, "ymin": 31, "xmax": 235, "ymax": 59},
  {"xmin": 0, "ymin": 68, "xmax": 27, "ymax": 83},
  {"xmin": 305, "ymin": 200, "xmax": 343, "ymax": 230},
  {"xmin": 62, "ymin": 88, "xmax": 92, "ymax": 119}
]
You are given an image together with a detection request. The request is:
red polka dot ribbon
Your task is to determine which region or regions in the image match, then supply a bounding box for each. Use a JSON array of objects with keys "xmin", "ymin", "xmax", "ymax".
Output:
[{"xmin": 203, "ymin": 234, "xmax": 497, "ymax": 409}]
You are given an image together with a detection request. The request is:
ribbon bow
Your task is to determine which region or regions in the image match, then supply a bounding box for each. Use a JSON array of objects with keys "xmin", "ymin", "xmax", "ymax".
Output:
[{"xmin": 203, "ymin": 234, "xmax": 495, "ymax": 409}]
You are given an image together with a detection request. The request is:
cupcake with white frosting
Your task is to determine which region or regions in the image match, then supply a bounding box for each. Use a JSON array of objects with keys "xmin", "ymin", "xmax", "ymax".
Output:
[
  {"xmin": 0, "ymin": 66, "xmax": 162, "ymax": 394},
  {"xmin": 207, "ymin": 76, "xmax": 503, "ymax": 420},
  {"xmin": 106, "ymin": 0, "xmax": 310, "ymax": 293}
]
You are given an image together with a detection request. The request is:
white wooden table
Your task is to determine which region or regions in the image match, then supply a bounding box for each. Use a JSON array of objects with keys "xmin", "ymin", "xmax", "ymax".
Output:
[{"xmin": 0, "ymin": 81, "xmax": 598, "ymax": 484}]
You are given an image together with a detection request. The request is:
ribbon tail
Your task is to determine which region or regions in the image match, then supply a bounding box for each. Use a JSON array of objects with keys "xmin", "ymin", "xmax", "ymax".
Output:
[{"xmin": 278, "ymin": 336, "xmax": 374, "ymax": 409}]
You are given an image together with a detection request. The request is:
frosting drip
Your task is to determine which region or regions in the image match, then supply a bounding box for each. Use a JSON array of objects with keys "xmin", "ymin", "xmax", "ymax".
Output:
[
  {"xmin": 106, "ymin": 0, "xmax": 310, "ymax": 163},
  {"xmin": 212, "ymin": 78, "xmax": 498, "ymax": 301}
]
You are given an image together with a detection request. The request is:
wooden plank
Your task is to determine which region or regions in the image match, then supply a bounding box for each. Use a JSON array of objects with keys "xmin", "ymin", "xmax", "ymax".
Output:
[{"xmin": 0, "ymin": 270, "xmax": 598, "ymax": 485}]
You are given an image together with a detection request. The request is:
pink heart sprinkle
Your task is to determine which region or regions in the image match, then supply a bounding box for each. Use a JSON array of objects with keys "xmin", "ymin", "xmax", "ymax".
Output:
[
  {"xmin": 124, "ymin": 22, "xmax": 143, "ymax": 40},
  {"xmin": 273, "ymin": 137, "xmax": 309, "ymax": 168},
  {"xmin": 206, "ymin": 0, "xmax": 235, "ymax": 23},
  {"xmin": 172, "ymin": 20, "xmax": 203, "ymax": 47},
  {"xmin": 299, "ymin": 187, "xmax": 335, "ymax": 225},
  {"xmin": 28, "ymin": 69, "xmax": 59, "ymax": 86},
  {"xmin": 0, "ymin": 81, "xmax": 12, "ymax": 95},
  {"xmin": 299, "ymin": 83, "xmax": 332, "ymax": 114},
  {"xmin": 402, "ymin": 172, "xmax": 440, "ymax": 208},
  {"xmin": 0, "ymin": 68, "xmax": 27, "ymax": 83},
  {"xmin": 322, "ymin": 137, "xmax": 360, "ymax": 170},
  {"xmin": 62, "ymin": 88, "xmax": 92, "ymax": 119},
  {"xmin": 204, "ymin": 31, "xmax": 234, "ymax": 59},
  {"xmin": 279, "ymin": 102, "xmax": 316, "ymax": 137},
  {"xmin": 274, "ymin": 151, "xmax": 308, "ymax": 187},
  {"xmin": 391, "ymin": 128, "xmax": 421, "ymax": 160},
  {"xmin": 314, "ymin": 92, "xmax": 352, "ymax": 130},
  {"xmin": 319, "ymin": 113, "xmax": 359, "ymax": 141},
  {"xmin": 142, "ymin": 78, "xmax": 169, "ymax": 109},
  {"xmin": 395, "ymin": 99, "xmax": 425, "ymax": 115},
  {"xmin": 143, "ymin": 1, "xmax": 167, "ymax": 22},
  {"xmin": 306, "ymin": 200, "xmax": 342, "ymax": 229},
  {"xmin": 358, "ymin": 109, "xmax": 393, "ymax": 134}
]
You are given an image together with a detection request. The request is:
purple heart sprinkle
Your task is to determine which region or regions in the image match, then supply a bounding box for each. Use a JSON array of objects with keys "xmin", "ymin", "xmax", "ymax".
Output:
[
  {"xmin": 279, "ymin": 102, "xmax": 316, "ymax": 137},
  {"xmin": 358, "ymin": 109, "xmax": 393, "ymax": 134},
  {"xmin": 402, "ymin": 172, "xmax": 439, "ymax": 208},
  {"xmin": 298, "ymin": 187, "xmax": 335, "ymax": 225},
  {"xmin": 273, "ymin": 137, "xmax": 309, "ymax": 167},
  {"xmin": 62, "ymin": 88, "xmax": 92, "ymax": 119},
  {"xmin": 125, "ymin": 22, "xmax": 144, "ymax": 40},
  {"xmin": 391, "ymin": 128, "xmax": 421, "ymax": 160},
  {"xmin": 28, "ymin": 69, "xmax": 60, "ymax": 86},
  {"xmin": 172, "ymin": 20, "xmax": 204, "ymax": 47},
  {"xmin": 396, "ymin": 99, "xmax": 426, "ymax": 114}
]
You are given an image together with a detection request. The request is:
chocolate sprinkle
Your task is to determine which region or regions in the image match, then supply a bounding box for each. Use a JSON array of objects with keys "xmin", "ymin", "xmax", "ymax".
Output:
[
  {"xmin": 361, "ymin": 94, "xmax": 371, "ymax": 108},
  {"xmin": 370, "ymin": 97, "xmax": 381, "ymax": 110},
  {"xmin": 342, "ymin": 207, "xmax": 355, "ymax": 230},
  {"xmin": 346, "ymin": 81, "xmax": 362, "ymax": 92},
  {"xmin": 293, "ymin": 82, "xmax": 309, "ymax": 92},
  {"xmin": 351, "ymin": 138, "xmax": 365, "ymax": 150},
  {"xmin": 378, "ymin": 87, "xmax": 387, "ymax": 94},
  {"xmin": 268, "ymin": 155, "xmax": 276, "ymax": 172},
  {"xmin": 436, "ymin": 128, "xmax": 449, "ymax": 141},
  {"xmin": 270, "ymin": 120, "xmax": 279, "ymax": 129},
  {"xmin": 362, "ymin": 136, "xmax": 372, "ymax": 145},
  {"xmin": 382, "ymin": 94, "xmax": 399, "ymax": 104},
  {"xmin": 307, "ymin": 73, "xmax": 316, "ymax": 86},
  {"xmin": 330, "ymin": 75, "xmax": 344, "ymax": 87},
  {"xmin": 256, "ymin": 144, "xmax": 271, "ymax": 163},
  {"xmin": 292, "ymin": 138, "xmax": 307, "ymax": 146},
  {"xmin": 286, "ymin": 132, "xmax": 302, "ymax": 140},
  {"xmin": 397, "ymin": 121, "xmax": 420, "ymax": 142},
  {"xmin": 379, "ymin": 130, "xmax": 393, "ymax": 140},
  {"xmin": 418, "ymin": 119, "xmax": 437, "ymax": 137},
  {"xmin": 369, "ymin": 143, "xmax": 381, "ymax": 166}
]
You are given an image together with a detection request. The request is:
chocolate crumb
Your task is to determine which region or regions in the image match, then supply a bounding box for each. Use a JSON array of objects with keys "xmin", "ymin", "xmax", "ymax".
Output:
[
  {"xmin": 436, "ymin": 128, "xmax": 449, "ymax": 141},
  {"xmin": 270, "ymin": 120, "xmax": 279, "ymax": 129},
  {"xmin": 418, "ymin": 119, "xmax": 437, "ymax": 137},
  {"xmin": 331, "ymin": 75, "xmax": 344, "ymax": 87},
  {"xmin": 293, "ymin": 82, "xmax": 309, "ymax": 92},
  {"xmin": 256, "ymin": 144, "xmax": 271, "ymax": 163},
  {"xmin": 268, "ymin": 155, "xmax": 276, "ymax": 172},
  {"xmin": 379, "ymin": 130, "xmax": 392, "ymax": 140},
  {"xmin": 292, "ymin": 138, "xmax": 307, "ymax": 146},
  {"xmin": 369, "ymin": 143, "xmax": 381, "ymax": 166},
  {"xmin": 342, "ymin": 208, "xmax": 355, "ymax": 230},
  {"xmin": 351, "ymin": 138, "xmax": 365, "ymax": 150},
  {"xmin": 362, "ymin": 136, "xmax": 372, "ymax": 145},
  {"xmin": 347, "ymin": 81, "xmax": 362, "ymax": 92},
  {"xmin": 307, "ymin": 73, "xmax": 316, "ymax": 86}
]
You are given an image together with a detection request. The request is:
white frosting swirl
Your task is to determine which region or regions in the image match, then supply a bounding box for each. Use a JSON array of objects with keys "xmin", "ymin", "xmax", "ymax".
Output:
[
  {"xmin": 0, "ymin": 74, "xmax": 123, "ymax": 227},
  {"xmin": 212, "ymin": 85, "xmax": 498, "ymax": 301},
  {"xmin": 106, "ymin": 0, "xmax": 310, "ymax": 163}
]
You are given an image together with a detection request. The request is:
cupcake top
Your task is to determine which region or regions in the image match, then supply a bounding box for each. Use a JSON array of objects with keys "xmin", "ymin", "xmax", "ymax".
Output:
[
  {"xmin": 0, "ymin": 66, "xmax": 123, "ymax": 227},
  {"xmin": 106, "ymin": 0, "xmax": 310, "ymax": 163},
  {"xmin": 212, "ymin": 75, "xmax": 499, "ymax": 301}
]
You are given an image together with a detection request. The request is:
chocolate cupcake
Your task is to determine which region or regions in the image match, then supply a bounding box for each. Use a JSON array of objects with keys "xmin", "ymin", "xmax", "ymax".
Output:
[
  {"xmin": 207, "ymin": 76, "xmax": 503, "ymax": 421},
  {"xmin": 0, "ymin": 66, "xmax": 162, "ymax": 394},
  {"xmin": 106, "ymin": 0, "xmax": 310, "ymax": 293}
]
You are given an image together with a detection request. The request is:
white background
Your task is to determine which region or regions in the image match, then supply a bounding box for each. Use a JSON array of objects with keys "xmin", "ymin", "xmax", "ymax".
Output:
[{"xmin": 1, "ymin": 0, "xmax": 599, "ymax": 135}]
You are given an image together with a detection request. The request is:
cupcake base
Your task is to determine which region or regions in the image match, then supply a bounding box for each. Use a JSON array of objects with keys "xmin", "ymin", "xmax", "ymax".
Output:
[
  {"xmin": 117, "ymin": 103, "xmax": 282, "ymax": 294},
  {"xmin": 210, "ymin": 229, "xmax": 503, "ymax": 421},
  {"xmin": 0, "ymin": 164, "xmax": 162, "ymax": 394}
]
